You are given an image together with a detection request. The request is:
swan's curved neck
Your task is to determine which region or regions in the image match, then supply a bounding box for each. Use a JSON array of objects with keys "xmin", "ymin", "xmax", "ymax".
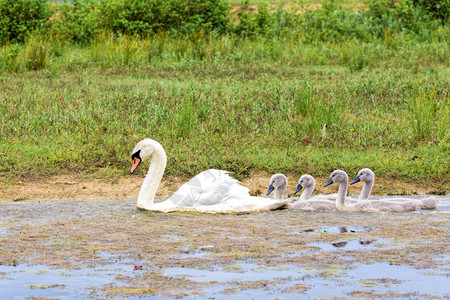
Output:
[
  {"xmin": 136, "ymin": 145, "xmax": 167, "ymax": 209},
  {"xmin": 300, "ymin": 184, "xmax": 314, "ymax": 201},
  {"xmin": 274, "ymin": 184, "xmax": 285, "ymax": 200},
  {"xmin": 336, "ymin": 179, "xmax": 348, "ymax": 211},
  {"xmin": 359, "ymin": 179, "xmax": 374, "ymax": 200}
]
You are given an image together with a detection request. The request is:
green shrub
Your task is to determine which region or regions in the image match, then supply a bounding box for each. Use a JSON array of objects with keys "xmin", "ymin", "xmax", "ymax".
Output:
[
  {"xmin": 0, "ymin": 0, "xmax": 50, "ymax": 44},
  {"xmin": 366, "ymin": 0, "xmax": 445, "ymax": 39},
  {"xmin": 52, "ymin": 0, "xmax": 99, "ymax": 45},
  {"xmin": 163, "ymin": 0, "xmax": 230, "ymax": 34},
  {"xmin": 412, "ymin": 0, "xmax": 450, "ymax": 22},
  {"xmin": 233, "ymin": 3, "xmax": 275, "ymax": 37},
  {"xmin": 97, "ymin": 0, "xmax": 229, "ymax": 36}
]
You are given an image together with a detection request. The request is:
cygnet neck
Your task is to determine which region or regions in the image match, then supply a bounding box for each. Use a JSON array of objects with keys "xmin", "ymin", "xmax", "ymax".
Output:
[
  {"xmin": 336, "ymin": 176, "xmax": 349, "ymax": 211},
  {"xmin": 359, "ymin": 178, "xmax": 374, "ymax": 200}
]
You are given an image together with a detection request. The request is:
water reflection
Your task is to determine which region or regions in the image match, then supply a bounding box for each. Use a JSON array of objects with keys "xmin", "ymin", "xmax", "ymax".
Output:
[{"xmin": 308, "ymin": 238, "xmax": 395, "ymax": 252}]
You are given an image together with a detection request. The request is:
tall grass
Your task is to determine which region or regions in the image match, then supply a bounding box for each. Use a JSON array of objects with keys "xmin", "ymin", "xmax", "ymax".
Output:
[
  {"xmin": 0, "ymin": 57, "xmax": 448, "ymax": 180},
  {"xmin": 406, "ymin": 86, "xmax": 449, "ymax": 141},
  {"xmin": 23, "ymin": 34, "xmax": 48, "ymax": 70}
]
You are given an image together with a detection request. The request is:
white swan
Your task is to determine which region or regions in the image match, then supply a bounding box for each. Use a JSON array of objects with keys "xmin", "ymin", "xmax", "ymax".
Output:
[
  {"xmin": 324, "ymin": 170, "xmax": 417, "ymax": 212},
  {"xmin": 130, "ymin": 139, "xmax": 289, "ymax": 213},
  {"xmin": 350, "ymin": 168, "xmax": 437, "ymax": 209},
  {"xmin": 267, "ymin": 174, "xmax": 336, "ymax": 211}
]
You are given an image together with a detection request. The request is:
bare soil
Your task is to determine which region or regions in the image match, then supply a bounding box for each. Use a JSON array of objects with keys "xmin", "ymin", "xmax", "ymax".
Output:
[{"xmin": 0, "ymin": 172, "xmax": 447, "ymax": 203}]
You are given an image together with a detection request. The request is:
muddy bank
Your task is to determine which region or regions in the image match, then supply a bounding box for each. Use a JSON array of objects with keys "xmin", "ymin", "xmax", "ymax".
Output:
[{"xmin": 1, "ymin": 172, "xmax": 448, "ymax": 202}]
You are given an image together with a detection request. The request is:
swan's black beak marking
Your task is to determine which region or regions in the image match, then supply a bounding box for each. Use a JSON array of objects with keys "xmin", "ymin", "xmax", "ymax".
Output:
[
  {"xmin": 324, "ymin": 178, "xmax": 334, "ymax": 187},
  {"xmin": 350, "ymin": 175, "xmax": 360, "ymax": 185},
  {"xmin": 266, "ymin": 184, "xmax": 275, "ymax": 196},
  {"xmin": 294, "ymin": 184, "xmax": 303, "ymax": 194},
  {"xmin": 130, "ymin": 150, "xmax": 142, "ymax": 174}
]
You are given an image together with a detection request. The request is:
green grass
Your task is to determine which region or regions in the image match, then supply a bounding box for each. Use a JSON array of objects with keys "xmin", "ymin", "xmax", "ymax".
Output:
[{"xmin": 0, "ymin": 32, "xmax": 448, "ymax": 183}]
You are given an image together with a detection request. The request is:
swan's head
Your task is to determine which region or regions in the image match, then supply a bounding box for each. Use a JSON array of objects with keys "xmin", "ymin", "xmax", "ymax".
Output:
[
  {"xmin": 130, "ymin": 139, "xmax": 164, "ymax": 174},
  {"xmin": 266, "ymin": 174, "xmax": 287, "ymax": 196},
  {"xmin": 295, "ymin": 174, "xmax": 314, "ymax": 194},
  {"xmin": 324, "ymin": 170, "xmax": 348, "ymax": 187},
  {"xmin": 350, "ymin": 168, "xmax": 374, "ymax": 185}
]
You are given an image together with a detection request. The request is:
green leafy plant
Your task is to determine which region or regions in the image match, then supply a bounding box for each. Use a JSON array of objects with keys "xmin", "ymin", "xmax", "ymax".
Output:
[
  {"xmin": 52, "ymin": 0, "xmax": 99, "ymax": 45},
  {"xmin": 0, "ymin": 0, "xmax": 50, "ymax": 44}
]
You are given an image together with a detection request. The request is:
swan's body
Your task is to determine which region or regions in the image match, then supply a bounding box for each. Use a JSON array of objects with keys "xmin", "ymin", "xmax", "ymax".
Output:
[
  {"xmin": 130, "ymin": 139, "xmax": 289, "ymax": 213},
  {"xmin": 350, "ymin": 168, "xmax": 437, "ymax": 210},
  {"xmin": 324, "ymin": 170, "xmax": 417, "ymax": 212}
]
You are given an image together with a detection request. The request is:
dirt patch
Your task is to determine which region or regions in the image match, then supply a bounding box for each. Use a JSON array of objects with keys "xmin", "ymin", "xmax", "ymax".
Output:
[{"xmin": 0, "ymin": 172, "xmax": 447, "ymax": 203}]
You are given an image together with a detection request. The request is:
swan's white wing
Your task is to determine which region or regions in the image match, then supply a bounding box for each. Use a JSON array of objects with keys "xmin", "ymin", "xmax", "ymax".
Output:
[
  {"xmin": 162, "ymin": 169, "xmax": 289, "ymax": 212},
  {"xmin": 167, "ymin": 169, "xmax": 251, "ymax": 208}
]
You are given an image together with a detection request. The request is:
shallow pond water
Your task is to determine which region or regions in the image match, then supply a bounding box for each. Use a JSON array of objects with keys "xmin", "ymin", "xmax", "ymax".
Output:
[
  {"xmin": 165, "ymin": 261, "xmax": 450, "ymax": 299},
  {"xmin": 0, "ymin": 196, "xmax": 449, "ymax": 299},
  {"xmin": 2, "ymin": 259, "xmax": 448, "ymax": 299},
  {"xmin": 0, "ymin": 263, "xmax": 133, "ymax": 299}
]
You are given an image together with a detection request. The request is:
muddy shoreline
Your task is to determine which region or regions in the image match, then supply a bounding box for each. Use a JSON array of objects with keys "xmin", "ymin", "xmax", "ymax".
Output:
[
  {"xmin": 1, "ymin": 198, "xmax": 449, "ymax": 298},
  {"xmin": 1, "ymin": 172, "xmax": 448, "ymax": 203}
]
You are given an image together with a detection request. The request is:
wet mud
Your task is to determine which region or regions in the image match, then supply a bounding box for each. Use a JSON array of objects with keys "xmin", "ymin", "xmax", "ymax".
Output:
[{"xmin": 1, "ymin": 197, "xmax": 449, "ymax": 299}]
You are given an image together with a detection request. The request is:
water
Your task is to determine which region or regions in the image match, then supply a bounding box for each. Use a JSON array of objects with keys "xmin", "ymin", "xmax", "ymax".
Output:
[
  {"xmin": 318, "ymin": 225, "xmax": 368, "ymax": 233},
  {"xmin": 0, "ymin": 263, "xmax": 134, "ymax": 299},
  {"xmin": 176, "ymin": 245, "xmax": 215, "ymax": 259},
  {"xmin": 2, "ymin": 252, "xmax": 448, "ymax": 299},
  {"xmin": 307, "ymin": 238, "xmax": 397, "ymax": 252},
  {"xmin": 436, "ymin": 199, "xmax": 450, "ymax": 212},
  {"xmin": 290, "ymin": 225, "xmax": 369, "ymax": 234},
  {"xmin": 164, "ymin": 261, "xmax": 450, "ymax": 299},
  {"xmin": 1, "ymin": 196, "xmax": 448, "ymax": 299}
]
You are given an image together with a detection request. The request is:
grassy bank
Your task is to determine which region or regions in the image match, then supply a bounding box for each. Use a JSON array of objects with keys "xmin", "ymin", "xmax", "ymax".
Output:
[
  {"xmin": 0, "ymin": 1, "xmax": 448, "ymax": 185},
  {"xmin": 0, "ymin": 34, "xmax": 449, "ymax": 184}
]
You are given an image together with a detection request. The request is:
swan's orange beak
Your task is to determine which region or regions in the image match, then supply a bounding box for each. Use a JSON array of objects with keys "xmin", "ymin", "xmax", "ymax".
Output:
[{"xmin": 130, "ymin": 157, "xmax": 141, "ymax": 174}]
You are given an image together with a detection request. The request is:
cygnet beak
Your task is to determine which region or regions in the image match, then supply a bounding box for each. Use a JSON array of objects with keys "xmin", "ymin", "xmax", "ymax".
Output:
[
  {"xmin": 350, "ymin": 175, "xmax": 360, "ymax": 185},
  {"xmin": 266, "ymin": 184, "xmax": 275, "ymax": 196},
  {"xmin": 294, "ymin": 184, "xmax": 303, "ymax": 194},
  {"xmin": 324, "ymin": 177, "xmax": 334, "ymax": 187}
]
